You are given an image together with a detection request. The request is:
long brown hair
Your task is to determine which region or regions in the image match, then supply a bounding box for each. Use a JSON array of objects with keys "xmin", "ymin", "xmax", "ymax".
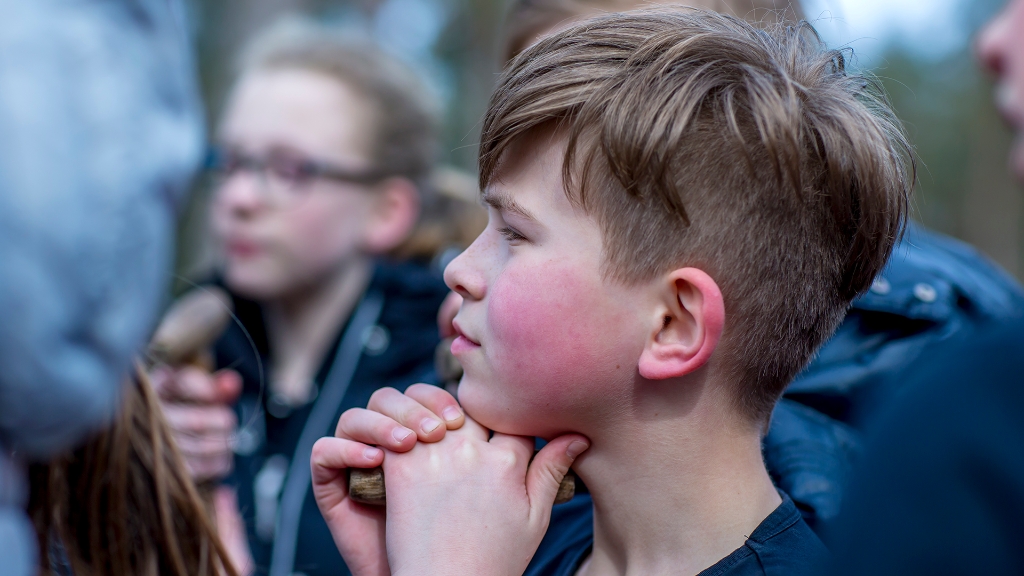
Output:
[{"xmin": 28, "ymin": 365, "xmax": 238, "ymax": 576}]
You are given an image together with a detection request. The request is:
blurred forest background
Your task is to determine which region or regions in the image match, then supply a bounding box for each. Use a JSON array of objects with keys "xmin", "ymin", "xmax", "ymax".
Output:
[{"xmin": 176, "ymin": 0, "xmax": 1024, "ymax": 283}]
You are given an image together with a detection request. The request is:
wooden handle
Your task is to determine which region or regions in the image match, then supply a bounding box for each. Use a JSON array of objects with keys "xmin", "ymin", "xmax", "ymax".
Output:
[
  {"xmin": 347, "ymin": 465, "xmax": 576, "ymax": 506},
  {"xmin": 148, "ymin": 287, "xmax": 232, "ymax": 368}
]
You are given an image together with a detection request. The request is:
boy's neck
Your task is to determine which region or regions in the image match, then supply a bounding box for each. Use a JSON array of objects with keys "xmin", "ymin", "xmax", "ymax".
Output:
[{"xmin": 573, "ymin": 372, "xmax": 782, "ymax": 576}]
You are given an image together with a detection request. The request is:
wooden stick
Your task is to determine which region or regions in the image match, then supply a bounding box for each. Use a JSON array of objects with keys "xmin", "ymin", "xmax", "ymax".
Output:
[{"xmin": 347, "ymin": 463, "xmax": 576, "ymax": 506}]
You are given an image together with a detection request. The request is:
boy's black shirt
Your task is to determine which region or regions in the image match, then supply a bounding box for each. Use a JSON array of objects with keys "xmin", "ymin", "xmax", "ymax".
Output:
[{"xmin": 525, "ymin": 491, "xmax": 828, "ymax": 576}]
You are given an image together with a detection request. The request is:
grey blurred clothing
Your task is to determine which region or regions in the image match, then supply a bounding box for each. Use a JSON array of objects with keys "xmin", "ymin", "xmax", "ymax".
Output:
[{"xmin": 0, "ymin": 0, "xmax": 203, "ymax": 573}]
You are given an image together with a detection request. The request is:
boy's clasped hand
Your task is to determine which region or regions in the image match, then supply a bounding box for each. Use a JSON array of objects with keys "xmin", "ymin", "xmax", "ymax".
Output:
[{"xmin": 311, "ymin": 384, "xmax": 590, "ymax": 576}]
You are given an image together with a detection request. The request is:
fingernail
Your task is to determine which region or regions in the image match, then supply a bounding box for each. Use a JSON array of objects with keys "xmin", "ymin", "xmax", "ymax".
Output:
[
  {"xmin": 421, "ymin": 418, "xmax": 442, "ymax": 433},
  {"xmin": 566, "ymin": 441, "xmax": 590, "ymax": 460},
  {"xmin": 363, "ymin": 447, "xmax": 382, "ymax": 460},
  {"xmin": 392, "ymin": 427, "xmax": 413, "ymax": 443},
  {"xmin": 442, "ymin": 406, "xmax": 463, "ymax": 422}
]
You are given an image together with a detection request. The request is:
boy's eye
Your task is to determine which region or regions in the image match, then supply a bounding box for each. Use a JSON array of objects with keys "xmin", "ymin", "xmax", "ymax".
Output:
[{"xmin": 498, "ymin": 226, "xmax": 527, "ymax": 243}]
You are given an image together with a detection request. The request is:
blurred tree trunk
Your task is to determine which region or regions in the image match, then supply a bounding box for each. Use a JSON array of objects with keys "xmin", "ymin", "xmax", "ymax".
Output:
[{"xmin": 963, "ymin": 86, "xmax": 1022, "ymax": 277}]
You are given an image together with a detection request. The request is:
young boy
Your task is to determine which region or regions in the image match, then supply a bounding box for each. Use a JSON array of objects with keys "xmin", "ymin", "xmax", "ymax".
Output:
[
  {"xmin": 311, "ymin": 8, "xmax": 911, "ymax": 575},
  {"xmin": 496, "ymin": 0, "xmax": 1024, "ymax": 533}
]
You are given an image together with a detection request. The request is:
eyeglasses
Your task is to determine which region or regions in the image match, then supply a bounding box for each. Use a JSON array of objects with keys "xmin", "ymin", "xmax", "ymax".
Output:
[{"xmin": 206, "ymin": 145, "xmax": 387, "ymax": 205}]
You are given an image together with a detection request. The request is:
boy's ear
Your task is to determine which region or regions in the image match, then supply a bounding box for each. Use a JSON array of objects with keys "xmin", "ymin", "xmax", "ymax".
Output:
[
  {"xmin": 637, "ymin": 267, "xmax": 725, "ymax": 381},
  {"xmin": 361, "ymin": 177, "xmax": 420, "ymax": 254}
]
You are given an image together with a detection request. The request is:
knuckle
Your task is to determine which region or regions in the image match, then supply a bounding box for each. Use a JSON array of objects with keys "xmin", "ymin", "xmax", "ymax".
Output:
[
  {"xmin": 495, "ymin": 451, "xmax": 520, "ymax": 474},
  {"xmin": 374, "ymin": 417, "xmax": 399, "ymax": 440},
  {"xmin": 405, "ymin": 383, "xmax": 435, "ymax": 399},
  {"xmin": 310, "ymin": 438, "xmax": 330, "ymax": 462},
  {"xmin": 218, "ymin": 409, "xmax": 238, "ymax": 429},
  {"xmin": 335, "ymin": 409, "xmax": 365, "ymax": 438},
  {"xmin": 367, "ymin": 387, "xmax": 398, "ymax": 408}
]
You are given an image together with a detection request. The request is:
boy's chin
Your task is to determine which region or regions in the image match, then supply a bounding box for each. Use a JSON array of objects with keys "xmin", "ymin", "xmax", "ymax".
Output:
[{"xmin": 457, "ymin": 379, "xmax": 546, "ymax": 437}]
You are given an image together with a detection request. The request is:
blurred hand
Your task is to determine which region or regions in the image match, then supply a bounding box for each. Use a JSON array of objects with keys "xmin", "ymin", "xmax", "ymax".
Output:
[
  {"xmin": 151, "ymin": 365, "xmax": 241, "ymax": 482},
  {"xmin": 437, "ymin": 291, "xmax": 463, "ymax": 338},
  {"xmin": 213, "ymin": 485, "xmax": 255, "ymax": 576},
  {"xmin": 311, "ymin": 384, "xmax": 465, "ymax": 576}
]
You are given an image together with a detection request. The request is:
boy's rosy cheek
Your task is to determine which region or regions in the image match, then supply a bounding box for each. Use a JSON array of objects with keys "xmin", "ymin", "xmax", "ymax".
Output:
[{"xmin": 486, "ymin": 265, "xmax": 607, "ymax": 396}]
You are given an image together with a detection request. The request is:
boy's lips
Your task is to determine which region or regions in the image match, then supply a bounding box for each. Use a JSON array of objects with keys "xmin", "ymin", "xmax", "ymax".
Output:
[{"xmin": 451, "ymin": 320, "xmax": 481, "ymax": 355}]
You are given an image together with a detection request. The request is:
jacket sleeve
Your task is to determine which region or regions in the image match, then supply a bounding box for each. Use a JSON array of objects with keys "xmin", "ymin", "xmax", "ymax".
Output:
[{"xmin": 0, "ymin": 0, "xmax": 204, "ymax": 459}]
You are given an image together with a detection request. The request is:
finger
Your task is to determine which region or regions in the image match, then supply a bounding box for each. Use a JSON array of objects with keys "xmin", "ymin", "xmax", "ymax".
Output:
[
  {"xmin": 335, "ymin": 408, "xmax": 418, "ymax": 452},
  {"xmin": 214, "ymin": 369, "xmax": 243, "ymax": 403},
  {"xmin": 163, "ymin": 405, "xmax": 237, "ymax": 436},
  {"xmin": 367, "ymin": 387, "xmax": 447, "ymax": 442},
  {"xmin": 174, "ymin": 432, "xmax": 233, "ymax": 457},
  {"xmin": 404, "ymin": 384, "xmax": 464, "ymax": 429},
  {"xmin": 311, "ymin": 437, "xmax": 384, "ymax": 486},
  {"xmin": 181, "ymin": 454, "xmax": 234, "ymax": 481},
  {"xmin": 525, "ymin": 434, "xmax": 589, "ymax": 518},
  {"xmin": 150, "ymin": 366, "xmax": 174, "ymax": 396},
  {"xmin": 158, "ymin": 366, "xmax": 224, "ymax": 404},
  {"xmin": 437, "ymin": 292, "xmax": 462, "ymax": 338}
]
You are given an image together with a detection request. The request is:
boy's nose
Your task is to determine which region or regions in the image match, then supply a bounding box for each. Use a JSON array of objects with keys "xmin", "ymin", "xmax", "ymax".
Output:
[{"xmin": 443, "ymin": 239, "xmax": 487, "ymax": 302}]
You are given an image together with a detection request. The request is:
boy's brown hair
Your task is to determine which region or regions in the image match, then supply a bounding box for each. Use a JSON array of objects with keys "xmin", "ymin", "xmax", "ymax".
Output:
[
  {"xmin": 479, "ymin": 8, "xmax": 913, "ymax": 423},
  {"xmin": 502, "ymin": 0, "xmax": 805, "ymax": 61}
]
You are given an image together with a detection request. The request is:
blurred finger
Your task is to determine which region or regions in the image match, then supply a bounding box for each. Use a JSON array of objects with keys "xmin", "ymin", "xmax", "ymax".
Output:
[
  {"xmin": 335, "ymin": 408, "xmax": 418, "ymax": 451},
  {"xmin": 367, "ymin": 387, "xmax": 447, "ymax": 442},
  {"xmin": 157, "ymin": 366, "xmax": 223, "ymax": 403},
  {"xmin": 213, "ymin": 369, "xmax": 243, "ymax": 403},
  {"xmin": 182, "ymin": 454, "xmax": 234, "ymax": 482},
  {"xmin": 162, "ymin": 404, "xmax": 237, "ymax": 436},
  {"xmin": 174, "ymin": 431, "xmax": 234, "ymax": 458},
  {"xmin": 404, "ymin": 383, "xmax": 464, "ymax": 429}
]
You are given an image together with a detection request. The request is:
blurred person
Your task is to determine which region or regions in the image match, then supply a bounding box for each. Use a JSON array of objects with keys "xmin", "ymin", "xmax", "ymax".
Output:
[
  {"xmin": 0, "ymin": 1, "xmax": 203, "ymax": 574},
  {"xmin": 826, "ymin": 1, "xmax": 1024, "ymax": 573},
  {"xmin": 152, "ymin": 19, "xmax": 451, "ymax": 576},
  {"xmin": 453, "ymin": 0, "xmax": 1024, "ymax": 532}
]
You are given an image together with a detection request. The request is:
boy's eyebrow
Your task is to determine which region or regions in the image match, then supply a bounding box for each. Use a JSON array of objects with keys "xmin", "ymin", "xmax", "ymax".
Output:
[{"xmin": 482, "ymin": 189, "xmax": 537, "ymax": 222}]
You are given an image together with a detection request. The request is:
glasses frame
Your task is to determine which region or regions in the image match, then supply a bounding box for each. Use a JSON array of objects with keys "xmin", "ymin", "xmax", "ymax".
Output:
[{"xmin": 205, "ymin": 145, "xmax": 389, "ymax": 204}]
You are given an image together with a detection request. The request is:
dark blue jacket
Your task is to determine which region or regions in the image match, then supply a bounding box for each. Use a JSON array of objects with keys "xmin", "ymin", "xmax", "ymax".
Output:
[
  {"xmin": 827, "ymin": 316, "xmax": 1024, "ymax": 574},
  {"xmin": 765, "ymin": 223, "xmax": 1024, "ymax": 530}
]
